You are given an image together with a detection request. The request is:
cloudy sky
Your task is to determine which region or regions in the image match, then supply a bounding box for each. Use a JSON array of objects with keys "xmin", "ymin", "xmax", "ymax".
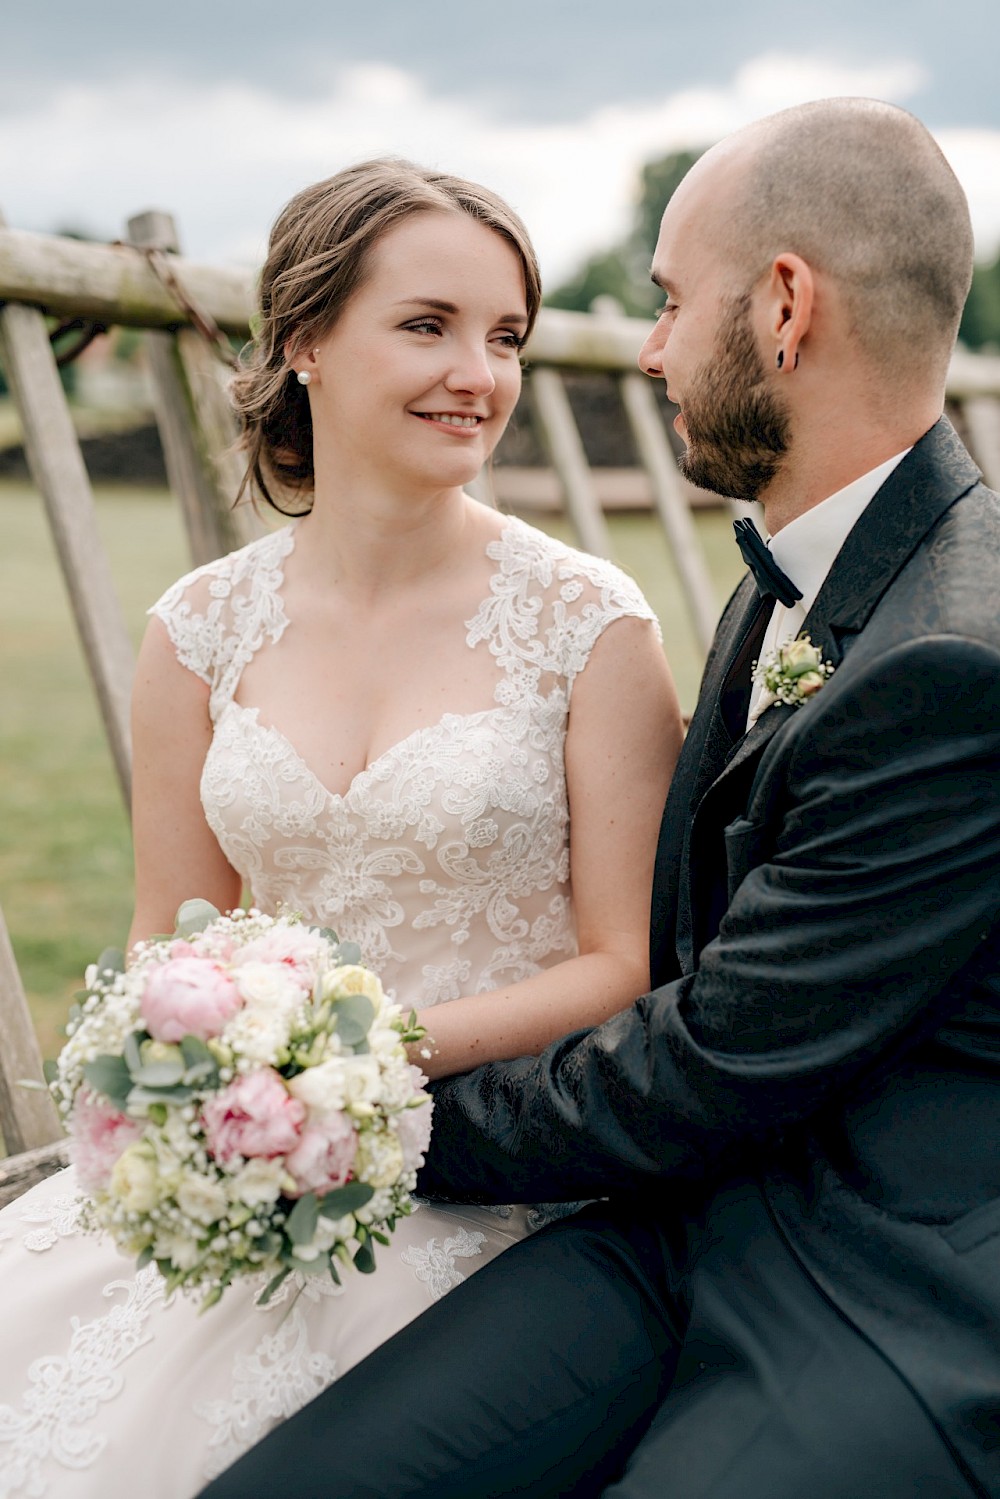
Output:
[{"xmin": 4, "ymin": 0, "xmax": 1000, "ymax": 286}]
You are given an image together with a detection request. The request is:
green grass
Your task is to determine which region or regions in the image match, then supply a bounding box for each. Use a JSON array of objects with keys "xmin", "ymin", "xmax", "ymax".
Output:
[{"xmin": 0, "ymin": 480, "xmax": 743, "ymax": 1061}]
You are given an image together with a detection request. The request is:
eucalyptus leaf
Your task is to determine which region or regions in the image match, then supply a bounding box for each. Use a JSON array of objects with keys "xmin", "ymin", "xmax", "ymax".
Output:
[
  {"xmin": 257, "ymin": 1267, "xmax": 292, "ymax": 1306},
  {"xmin": 173, "ymin": 899, "xmax": 222, "ymax": 939},
  {"xmin": 130, "ymin": 1059, "xmax": 186, "ymax": 1087},
  {"xmin": 315, "ymin": 926, "xmax": 341, "ymax": 946},
  {"xmin": 285, "ymin": 1252, "xmax": 330, "ymax": 1275},
  {"xmin": 331, "ymin": 992, "xmax": 375, "ymax": 1046},
  {"xmin": 327, "ymin": 1258, "xmax": 342, "ymax": 1286},
  {"xmin": 127, "ymin": 1084, "xmax": 195, "ymax": 1108},
  {"xmin": 332, "ymin": 941, "xmax": 362, "ymax": 966},
  {"xmin": 183, "ymin": 1060, "xmax": 221, "ymax": 1089},
  {"xmin": 136, "ymin": 1246, "xmax": 154, "ymax": 1270},
  {"xmin": 94, "ymin": 947, "xmax": 126, "ymax": 977},
  {"xmin": 353, "ymin": 1238, "xmax": 377, "ymax": 1274},
  {"xmin": 83, "ymin": 1054, "xmax": 133, "ymax": 1109},
  {"xmin": 123, "ymin": 1032, "xmax": 145, "ymax": 1076},
  {"xmin": 42, "ymin": 1058, "xmax": 58, "ymax": 1086},
  {"xmin": 180, "ymin": 1036, "xmax": 214, "ymax": 1068},
  {"xmin": 317, "ymin": 1180, "xmax": 375, "ymax": 1216},
  {"xmin": 285, "ymin": 1193, "xmax": 320, "ymax": 1247}
]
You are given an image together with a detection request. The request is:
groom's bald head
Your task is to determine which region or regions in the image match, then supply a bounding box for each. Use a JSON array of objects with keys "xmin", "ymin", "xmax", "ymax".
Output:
[{"xmin": 677, "ymin": 98, "xmax": 973, "ymax": 384}]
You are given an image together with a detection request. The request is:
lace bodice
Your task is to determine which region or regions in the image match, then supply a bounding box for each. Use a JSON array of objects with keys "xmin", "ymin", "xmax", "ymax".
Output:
[{"xmin": 151, "ymin": 515, "xmax": 657, "ymax": 1010}]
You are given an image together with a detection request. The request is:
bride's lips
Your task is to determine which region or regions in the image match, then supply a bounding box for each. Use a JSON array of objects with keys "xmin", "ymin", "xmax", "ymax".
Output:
[{"xmin": 412, "ymin": 411, "xmax": 486, "ymax": 436}]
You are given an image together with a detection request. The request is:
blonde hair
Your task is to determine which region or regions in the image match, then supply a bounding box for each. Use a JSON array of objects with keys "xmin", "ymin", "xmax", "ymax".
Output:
[{"xmin": 232, "ymin": 159, "xmax": 542, "ymax": 514}]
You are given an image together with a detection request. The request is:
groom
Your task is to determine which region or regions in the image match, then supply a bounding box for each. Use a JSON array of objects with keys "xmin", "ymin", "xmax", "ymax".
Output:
[{"xmin": 204, "ymin": 100, "xmax": 1000, "ymax": 1497}]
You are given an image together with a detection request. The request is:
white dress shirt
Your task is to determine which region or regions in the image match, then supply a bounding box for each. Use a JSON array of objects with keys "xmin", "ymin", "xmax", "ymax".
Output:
[{"xmin": 745, "ymin": 450, "xmax": 911, "ymax": 728}]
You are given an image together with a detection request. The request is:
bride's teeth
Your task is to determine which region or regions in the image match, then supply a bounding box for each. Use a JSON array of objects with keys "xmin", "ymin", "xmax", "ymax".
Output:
[{"xmin": 425, "ymin": 413, "xmax": 479, "ymax": 426}]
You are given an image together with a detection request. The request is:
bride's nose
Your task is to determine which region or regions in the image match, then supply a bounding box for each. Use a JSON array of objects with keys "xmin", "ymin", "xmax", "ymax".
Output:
[{"xmin": 444, "ymin": 343, "xmax": 496, "ymax": 396}]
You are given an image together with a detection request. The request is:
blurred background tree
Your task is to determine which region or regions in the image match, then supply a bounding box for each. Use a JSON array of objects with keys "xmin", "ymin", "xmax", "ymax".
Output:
[
  {"xmin": 545, "ymin": 149, "xmax": 702, "ymax": 315},
  {"xmin": 547, "ymin": 145, "xmax": 1000, "ymax": 353}
]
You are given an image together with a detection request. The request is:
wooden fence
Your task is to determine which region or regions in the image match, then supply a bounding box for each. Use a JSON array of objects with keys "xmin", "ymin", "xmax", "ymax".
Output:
[{"xmin": 2, "ymin": 217, "xmax": 1000, "ymax": 1203}]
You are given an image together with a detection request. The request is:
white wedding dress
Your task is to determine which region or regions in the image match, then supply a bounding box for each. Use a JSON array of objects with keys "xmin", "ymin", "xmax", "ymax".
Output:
[{"xmin": 0, "ymin": 513, "xmax": 657, "ymax": 1498}]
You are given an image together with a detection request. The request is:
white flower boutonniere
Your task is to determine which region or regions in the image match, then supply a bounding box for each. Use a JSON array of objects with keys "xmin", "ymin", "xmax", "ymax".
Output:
[{"xmin": 753, "ymin": 633, "xmax": 835, "ymax": 711}]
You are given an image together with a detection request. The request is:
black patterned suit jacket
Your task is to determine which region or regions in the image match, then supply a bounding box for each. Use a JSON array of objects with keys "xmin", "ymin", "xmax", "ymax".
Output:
[{"xmin": 420, "ymin": 418, "xmax": 1000, "ymax": 1489}]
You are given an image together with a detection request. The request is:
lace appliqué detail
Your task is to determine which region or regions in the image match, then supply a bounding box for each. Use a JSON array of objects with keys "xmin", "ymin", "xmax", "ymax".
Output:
[
  {"xmin": 0, "ymin": 1265, "xmax": 165, "ymax": 1494},
  {"xmin": 400, "ymin": 1227, "xmax": 487, "ymax": 1300},
  {"xmin": 194, "ymin": 1278, "xmax": 343, "ymax": 1482},
  {"xmin": 19, "ymin": 1195, "xmax": 86, "ymax": 1253}
]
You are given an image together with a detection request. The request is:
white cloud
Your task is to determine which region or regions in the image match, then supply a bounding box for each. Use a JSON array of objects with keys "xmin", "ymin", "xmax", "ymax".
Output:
[{"xmin": 3, "ymin": 50, "xmax": 999, "ymax": 291}]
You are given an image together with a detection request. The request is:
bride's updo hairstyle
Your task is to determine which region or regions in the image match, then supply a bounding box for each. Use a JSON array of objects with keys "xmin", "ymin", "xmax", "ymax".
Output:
[{"xmin": 232, "ymin": 159, "xmax": 542, "ymax": 514}]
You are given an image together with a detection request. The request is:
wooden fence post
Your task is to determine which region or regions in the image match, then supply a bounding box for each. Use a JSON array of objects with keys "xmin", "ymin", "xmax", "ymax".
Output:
[
  {"xmin": 618, "ymin": 372, "xmax": 718, "ymax": 654},
  {"xmin": 125, "ymin": 211, "xmax": 260, "ymax": 567},
  {"xmin": 0, "ymin": 904, "xmax": 62, "ymax": 1153},
  {"xmin": 0, "ymin": 271, "xmax": 134, "ymax": 806},
  {"xmin": 529, "ymin": 368, "xmax": 613, "ymax": 559}
]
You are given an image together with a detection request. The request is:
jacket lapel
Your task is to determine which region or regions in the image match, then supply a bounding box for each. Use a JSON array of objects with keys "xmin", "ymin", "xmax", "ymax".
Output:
[
  {"xmin": 676, "ymin": 417, "xmax": 982, "ymax": 970},
  {"xmin": 650, "ymin": 576, "xmax": 767, "ymax": 984}
]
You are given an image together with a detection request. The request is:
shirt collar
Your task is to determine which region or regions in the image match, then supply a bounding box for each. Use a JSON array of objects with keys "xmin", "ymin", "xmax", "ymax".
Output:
[{"xmin": 767, "ymin": 449, "xmax": 911, "ymax": 616}]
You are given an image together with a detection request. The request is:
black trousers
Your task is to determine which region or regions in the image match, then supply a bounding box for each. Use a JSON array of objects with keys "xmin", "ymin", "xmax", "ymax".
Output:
[{"xmin": 199, "ymin": 1185, "xmax": 976, "ymax": 1498}]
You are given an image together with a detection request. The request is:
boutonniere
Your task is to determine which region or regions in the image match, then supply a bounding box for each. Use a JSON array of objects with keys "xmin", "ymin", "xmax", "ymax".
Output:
[{"xmin": 753, "ymin": 633, "xmax": 835, "ymax": 711}]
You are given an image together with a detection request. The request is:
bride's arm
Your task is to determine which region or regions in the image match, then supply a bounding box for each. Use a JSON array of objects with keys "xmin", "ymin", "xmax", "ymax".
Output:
[
  {"xmin": 128, "ymin": 618, "xmax": 242, "ymax": 951},
  {"xmin": 415, "ymin": 616, "xmax": 683, "ymax": 1080}
]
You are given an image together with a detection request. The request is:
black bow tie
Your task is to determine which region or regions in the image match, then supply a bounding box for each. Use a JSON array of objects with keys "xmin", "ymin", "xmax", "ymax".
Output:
[{"xmin": 733, "ymin": 519, "xmax": 803, "ymax": 608}]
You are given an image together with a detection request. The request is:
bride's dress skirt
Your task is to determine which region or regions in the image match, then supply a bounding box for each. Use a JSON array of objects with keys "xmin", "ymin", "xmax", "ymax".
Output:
[{"xmin": 0, "ymin": 1165, "xmax": 532, "ymax": 1496}]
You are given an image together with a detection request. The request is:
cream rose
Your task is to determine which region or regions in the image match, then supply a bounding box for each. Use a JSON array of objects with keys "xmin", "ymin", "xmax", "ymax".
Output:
[{"xmin": 109, "ymin": 1142, "xmax": 162, "ymax": 1213}]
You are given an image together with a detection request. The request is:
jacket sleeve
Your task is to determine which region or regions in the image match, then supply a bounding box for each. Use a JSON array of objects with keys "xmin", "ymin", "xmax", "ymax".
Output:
[{"xmin": 418, "ymin": 635, "xmax": 1000, "ymax": 1204}]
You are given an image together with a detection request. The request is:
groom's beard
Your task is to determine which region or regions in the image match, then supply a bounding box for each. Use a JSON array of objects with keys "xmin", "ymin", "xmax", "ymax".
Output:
[{"xmin": 678, "ymin": 293, "xmax": 791, "ymax": 504}]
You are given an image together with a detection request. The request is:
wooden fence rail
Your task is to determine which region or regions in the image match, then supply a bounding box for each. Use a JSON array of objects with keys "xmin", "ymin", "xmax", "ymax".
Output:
[{"xmin": 2, "ymin": 218, "xmax": 1000, "ymax": 1201}]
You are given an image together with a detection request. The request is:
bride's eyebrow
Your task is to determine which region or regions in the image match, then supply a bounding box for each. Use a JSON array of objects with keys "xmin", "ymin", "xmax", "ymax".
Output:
[{"xmin": 393, "ymin": 297, "xmax": 528, "ymax": 325}]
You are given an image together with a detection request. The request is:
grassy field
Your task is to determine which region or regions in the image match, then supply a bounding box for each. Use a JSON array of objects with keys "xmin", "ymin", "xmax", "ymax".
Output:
[{"xmin": 0, "ymin": 480, "xmax": 743, "ymax": 1061}]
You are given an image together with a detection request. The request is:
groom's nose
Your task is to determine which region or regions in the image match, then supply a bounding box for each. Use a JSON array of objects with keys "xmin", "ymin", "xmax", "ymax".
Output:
[{"xmin": 638, "ymin": 323, "xmax": 666, "ymax": 378}]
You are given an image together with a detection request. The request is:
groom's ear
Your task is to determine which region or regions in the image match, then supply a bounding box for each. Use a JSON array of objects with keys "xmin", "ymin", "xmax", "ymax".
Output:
[{"xmin": 766, "ymin": 252, "xmax": 814, "ymax": 373}]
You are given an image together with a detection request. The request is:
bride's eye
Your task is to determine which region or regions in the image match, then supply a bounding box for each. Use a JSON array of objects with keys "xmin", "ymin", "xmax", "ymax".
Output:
[
  {"xmin": 403, "ymin": 318, "xmax": 444, "ymax": 336},
  {"xmin": 493, "ymin": 330, "xmax": 525, "ymax": 351}
]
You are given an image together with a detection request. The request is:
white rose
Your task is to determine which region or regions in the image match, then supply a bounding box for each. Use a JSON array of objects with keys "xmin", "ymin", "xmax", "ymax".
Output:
[
  {"xmin": 233, "ymin": 961, "xmax": 303, "ymax": 1011},
  {"xmin": 287, "ymin": 1058, "xmax": 348, "ymax": 1115},
  {"xmin": 227, "ymin": 1158, "xmax": 286, "ymax": 1207},
  {"xmin": 367, "ymin": 1024, "xmax": 404, "ymax": 1062},
  {"xmin": 152, "ymin": 1231, "xmax": 202, "ymax": 1271},
  {"xmin": 341, "ymin": 1056, "xmax": 382, "ymax": 1107},
  {"xmin": 321, "ymin": 965, "xmax": 384, "ymax": 1006},
  {"xmin": 177, "ymin": 1172, "xmax": 229, "ymax": 1226},
  {"xmin": 354, "ymin": 1130, "xmax": 405, "ymax": 1188},
  {"xmin": 224, "ymin": 1007, "xmax": 293, "ymax": 1067},
  {"xmin": 109, "ymin": 1143, "xmax": 161, "ymax": 1213}
]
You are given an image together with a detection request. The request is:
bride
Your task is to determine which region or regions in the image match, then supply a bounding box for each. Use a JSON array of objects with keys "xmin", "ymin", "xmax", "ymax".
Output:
[{"xmin": 0, "ymin": 160, "xmax": 682, "ymax": 1497}]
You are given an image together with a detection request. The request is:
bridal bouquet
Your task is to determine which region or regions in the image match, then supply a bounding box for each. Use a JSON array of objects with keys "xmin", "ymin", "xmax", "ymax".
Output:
[{"xmin": 52, "ymin": 901, "xmax": 432, "ymax": 1309}]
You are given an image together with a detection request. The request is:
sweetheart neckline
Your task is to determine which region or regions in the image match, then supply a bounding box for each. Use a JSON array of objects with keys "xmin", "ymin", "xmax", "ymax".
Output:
[{"xmin": 221, "ymin": 700, "xmax": 512, "ymax": 806}]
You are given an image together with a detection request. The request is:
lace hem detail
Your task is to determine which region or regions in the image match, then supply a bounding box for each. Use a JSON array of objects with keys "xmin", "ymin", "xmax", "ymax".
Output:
[
  {"xmin": 194, "ymin": 1278, "xmax": 343, "ymax": 1483},
  {"xmin": 0, "ymin": 1266, "xmax": 165, "ymax": 1495},
  {"xmin": 19, "ymin": 1195, "xmax": 87, "ymax": 1253}
]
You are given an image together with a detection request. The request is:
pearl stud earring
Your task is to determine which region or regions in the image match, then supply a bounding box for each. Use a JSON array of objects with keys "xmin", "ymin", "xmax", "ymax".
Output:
[{"xmin": 296, "ymin": 370, "xmax": 311, "ymax": 386}]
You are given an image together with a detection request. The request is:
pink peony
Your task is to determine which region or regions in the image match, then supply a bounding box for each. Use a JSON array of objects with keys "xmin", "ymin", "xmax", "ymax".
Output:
[
  {"xmin": 140, "ymin": 957, "xmax": 242, "ymax": 1042},
  {"xmin": 201, "ymin": 1069, "xmax": 306, "ymax": 1164},
  {"xmin": 285, "ymin": 1110, "xmax": 358, "ymax": 1197},
  {"xmin": 70, "ymin": 1089, "xmax": 143, "ymax": 1194}
]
